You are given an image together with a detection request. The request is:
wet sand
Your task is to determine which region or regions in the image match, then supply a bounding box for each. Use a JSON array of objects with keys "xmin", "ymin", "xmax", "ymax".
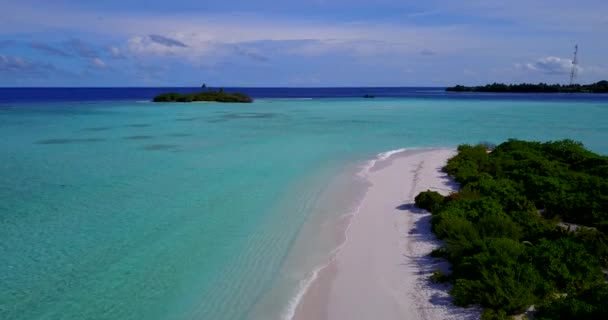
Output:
[{"xmin": 293, "ymin": 149, "xmax": 479, "ymax": 320}]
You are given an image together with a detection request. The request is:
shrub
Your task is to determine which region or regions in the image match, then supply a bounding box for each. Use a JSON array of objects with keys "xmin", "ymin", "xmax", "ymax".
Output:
[
  {"xmin": 526, "ymin": 239, "xmax": 602, "ymax": 292},
  {"xmin": 481, "ymin": 309, "xmax": 510, "ymax": 320},
  {"xmin": 536, "ymin": 284, "xmax": 608, "ymax": 319},
  {"xmin": 430, "ymin": 270, "xmax": 450, "ymax": 283},
  {"xmin": 452, "ymin": 279, "xmax": 483, "ymax": 306},
  {"xmin": 416, "ymin": 139, "xmax": 608, "ymax": 316},
  {"xmin": 414, "ymin": 190, "xmax": 445, "ymax": 213}
]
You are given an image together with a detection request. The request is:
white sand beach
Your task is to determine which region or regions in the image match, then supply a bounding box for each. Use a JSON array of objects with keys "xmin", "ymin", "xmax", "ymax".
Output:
[{"xmin": 293, "ymin": 149, "xmax": 479, "ymax": 320}]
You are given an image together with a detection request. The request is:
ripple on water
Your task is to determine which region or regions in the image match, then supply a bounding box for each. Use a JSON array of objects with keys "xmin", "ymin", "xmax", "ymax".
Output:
[
  {"xmin": 126, "ymin": 124, "xmax": 151, "ymax": 128},
  {"xmin": 140, "ymin": 144, "xmax": 179, "ymax": 151},
  {"xmin": 82, "ymin": 126, "xmax": 113, "ymax": 131},
  {"xmin": 207, "ymin": 119, "xmax": 228, "ymax": 123},
  {"xmin": 167, "ymin": 133, "xmax": 192, "ymax": 137},
  {"xmin": 335, "ymin": 119, "xmax": 374, "ymax": 125},
  {"xmin": 222, "ymin": 112, "xmax": 283, "ymax": 119},
  {"xmin": 123, "ymin": 135, "xmax": 154, "ymax": 140},
  {"xmin": 36, "ymin": 138, "xmax": 106, "ymax": 144}
]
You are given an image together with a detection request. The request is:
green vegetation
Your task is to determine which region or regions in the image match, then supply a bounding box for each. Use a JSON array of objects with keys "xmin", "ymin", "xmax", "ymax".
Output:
[
  {"xmin": 446, "ymin": 81, "xmax": 608, "ymax": 93},
  {"xmin": 153, "ymin": 90, "xmax": 253, "ymax": 103},
  {"xmin": 415, "ymin": 139, "xmax": 608, "ymax": 318}
]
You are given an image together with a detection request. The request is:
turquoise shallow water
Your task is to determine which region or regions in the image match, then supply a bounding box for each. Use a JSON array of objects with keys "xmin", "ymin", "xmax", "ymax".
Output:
[{"xmin": 1, "ymin": 97, "xmax": 608, "ymax": 320}]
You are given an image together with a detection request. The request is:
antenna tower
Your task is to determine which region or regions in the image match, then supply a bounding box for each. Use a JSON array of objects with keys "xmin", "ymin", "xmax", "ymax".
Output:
[{"xmin": 569, "ymin": 44, "xmax": 579, "ymax": 85}]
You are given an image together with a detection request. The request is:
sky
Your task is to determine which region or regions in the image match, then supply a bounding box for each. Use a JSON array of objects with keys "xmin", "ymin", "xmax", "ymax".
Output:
[{"xmin": 0, "ymin": 0, "xmax": 607, "ymax": 87}]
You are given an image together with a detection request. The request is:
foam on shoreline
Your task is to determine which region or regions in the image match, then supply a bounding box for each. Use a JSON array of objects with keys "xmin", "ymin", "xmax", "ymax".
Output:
[
  {"xmin": 290, "ymin": 148, "xmax": 479, "ymax": 320},
  {"xmin": 281, "ymin": 148, "xmax": 410, "ymax": 320},
  {"xmin": 357, "ymin": 148, "xmax": 408, "ymax": 177}
]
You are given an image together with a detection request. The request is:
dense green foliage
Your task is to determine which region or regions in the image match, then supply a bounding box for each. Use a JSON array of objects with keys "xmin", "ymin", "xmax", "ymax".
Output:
[
  {"xmin": 535, "ymin": 284, "xmax": 608, "ymax": 320},
  {"xmin": 446, "ymin": 81, "xmax": 608, "ymax": 93},
  {"xmin": 415, "ymin": 139, "xmax": 608, "ymax": 318},
  {"xmin": 153, "ymin": 90, "xmax": 253, "ymax": 103}
]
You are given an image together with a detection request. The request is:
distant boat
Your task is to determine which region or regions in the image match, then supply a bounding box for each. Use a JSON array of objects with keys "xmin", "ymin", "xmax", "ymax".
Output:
[{"xmin": 363, "ymin": 94, "xmax": 375, "ymax": 98}]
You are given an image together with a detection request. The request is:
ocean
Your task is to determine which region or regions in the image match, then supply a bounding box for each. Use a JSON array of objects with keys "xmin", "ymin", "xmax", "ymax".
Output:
[{"xmin": 1, "ymin": 88, "xmax": 608, "ymax": 320}]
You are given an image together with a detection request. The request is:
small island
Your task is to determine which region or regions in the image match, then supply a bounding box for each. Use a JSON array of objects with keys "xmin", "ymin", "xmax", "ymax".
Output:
[
  {"xmin": 446, "ymin": 80, "xmax": 608, "ymax": 93},
  {"xmin": 153, "ymin": 89, "xmax": 253, "ymax": 103}
]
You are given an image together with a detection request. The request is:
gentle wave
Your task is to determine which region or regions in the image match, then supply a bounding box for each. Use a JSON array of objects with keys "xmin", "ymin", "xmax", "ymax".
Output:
[
  {"xmin": 281, "ymin": 147, "xmax": 412, "ymax": 320},
  {"xmin": 256, "ymin": 98, "xmax": 315, "ymax": 102},
  {"xmin": 357, "ymin": 148, "xmax": 409, "ymax": 177},
  {"xmin": 281, "ymin": 189, "xmax": 367, "ymax": 320}
]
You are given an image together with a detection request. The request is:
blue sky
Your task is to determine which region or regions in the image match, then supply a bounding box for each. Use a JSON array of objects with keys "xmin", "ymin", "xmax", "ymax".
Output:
[{"xmin": 1, "ymin": 0, "xmax": 607, "ymax": 87}]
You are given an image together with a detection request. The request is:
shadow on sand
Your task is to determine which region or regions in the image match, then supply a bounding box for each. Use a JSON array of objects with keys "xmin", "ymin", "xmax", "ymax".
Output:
[
  {"xmin": 396, "ymin": 200, "xmax": 480, "ymax": 318},
  {"xmin": 395, "ymin": 203, "xmax": 426, "ymax": 213}
]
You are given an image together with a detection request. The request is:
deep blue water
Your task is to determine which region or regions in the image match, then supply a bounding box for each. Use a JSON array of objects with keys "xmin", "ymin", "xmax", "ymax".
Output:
[{"xmin": 2, "ymin": 87, "xmax": 608, "ymax": 103}]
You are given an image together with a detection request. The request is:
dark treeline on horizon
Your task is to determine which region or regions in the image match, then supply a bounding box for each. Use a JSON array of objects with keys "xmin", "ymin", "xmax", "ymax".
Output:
[
  {"xmin": 153, "ymin": 89, "xmax": 253, "ymax": 103},
  {"xmin": 447, "ymin": 80, "xmax": 608, "ymax": 93}
]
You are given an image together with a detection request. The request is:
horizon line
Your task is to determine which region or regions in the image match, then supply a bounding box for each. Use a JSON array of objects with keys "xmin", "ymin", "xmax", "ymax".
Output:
[{"xmin": 0, "ymin": 86, "xmax": 450, "ymax": 89}]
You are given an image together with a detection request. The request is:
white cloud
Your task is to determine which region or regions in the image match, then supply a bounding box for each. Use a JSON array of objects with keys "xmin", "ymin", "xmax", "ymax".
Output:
[
  {"xmin": 517, "ymin": 56, "xmax": 577, "ymax": 75},
  {"xmin": 2, "ymin": 0, "xmax": 607, "ymax": 86},
  {"xmin": 0, "ymin": 1, "xmax": 505, "ymax": 55},
  {"xmin": 6, "ymin": 1, "xmax": 601, "ymax": 76},
  {"xmin": 91, "ymin": 57, "xmax": 106, "ymax": 68},
  {"xmin": 148, "ymin": 34, "xmax": 188, "ymax": 48},
  {"xmin": 127, "ymin": 35, "xmax": 199, "ymax": 57},
  {"xmin": 63, "ymin": 39, "xmax": 98, "ymax": 58},
  {"xmin": 0, "ymin": 54, "xmax": 54, "ymax": 73},
  {"xmin": 0, "ymin": 55, "xmax": 28, "ymax": 70},
  {"xmin": 107, "ymin": 46, "xmax": 125, "ymax": 59}
]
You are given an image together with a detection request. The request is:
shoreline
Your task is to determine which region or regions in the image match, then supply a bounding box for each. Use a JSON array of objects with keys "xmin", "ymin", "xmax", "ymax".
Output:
[{"xmin": 291, "ymin": 148, "xmax": 479, "ymax": 320}]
